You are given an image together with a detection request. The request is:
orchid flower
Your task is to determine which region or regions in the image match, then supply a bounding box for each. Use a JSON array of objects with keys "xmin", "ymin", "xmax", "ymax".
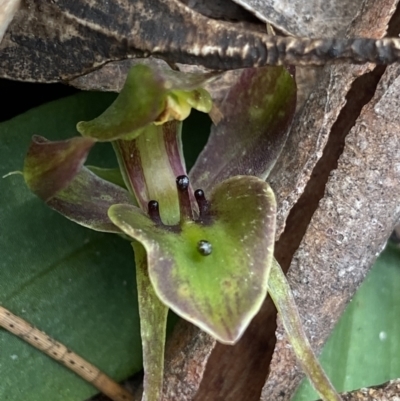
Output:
[{"xmin": 22, "ymin": 64, "xmax": 340, "ymax": 401}]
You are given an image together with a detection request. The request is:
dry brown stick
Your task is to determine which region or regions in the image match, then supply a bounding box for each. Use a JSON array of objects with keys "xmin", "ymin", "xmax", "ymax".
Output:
[{"xmin": 0, "ymin": 305, "xmax": 135, "ymax": 401}]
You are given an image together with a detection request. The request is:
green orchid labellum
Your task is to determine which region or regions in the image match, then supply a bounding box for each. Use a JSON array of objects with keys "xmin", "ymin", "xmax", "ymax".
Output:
[{"xmin": 108, "ymin": 174, "xmax": 276, "ymax": 344}]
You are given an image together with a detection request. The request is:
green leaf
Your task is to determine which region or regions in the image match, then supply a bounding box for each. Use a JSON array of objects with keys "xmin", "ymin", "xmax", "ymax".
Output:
[
  {"xmin": 181, "ymin": 110, "xmax": 211, "ymax": 171},
  {"xmin": 77, "ymin": 65, "xmax": 213, "ymax": 142},
  {"xmin": 86, "ymin": 166, "xmax": 128, "ymax": 190},
  {"xmin": 0, "ymin": 92, "xmax": 142, "ymax": 401},
  {"xmin": 190, "ymin": 66, "xmax": 297, "ymax": 191},
  {"xmin": 109, "ymin": 176, "xmax": 276, "ymax": 344},
  {"xmin": 292, "ymin": 243, "xmax": 400, "ymax": 401}
]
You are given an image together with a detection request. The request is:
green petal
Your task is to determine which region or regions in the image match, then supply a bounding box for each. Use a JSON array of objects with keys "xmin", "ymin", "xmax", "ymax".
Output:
[
  {"xmin": 77, "ymin": 64, "xmax": 214, "ymax": 142},
  {"xmin": 23, "ymin": 135, "xmax": 95, "ymax": 201},
  {"xmin": 48, "ymin": 167, "xmax": 133, "ymax": 233},
  {"xmin": 23, "ymin": 134, "xmax": 132, "ymax": 233},
  {"xmin": 108, "ymin": 175, "xmax": 276, "ymax": 344},
  {"xmin": 157, "ymin": 88, "xmax": 212, "ymax": 124},
  {"xmin": 77, "ymin": 65, "xmax": 166, "ymax": 141},
  {"xmin": 190, "ymin": 66, "xmax": 296, "ymax": 190}
]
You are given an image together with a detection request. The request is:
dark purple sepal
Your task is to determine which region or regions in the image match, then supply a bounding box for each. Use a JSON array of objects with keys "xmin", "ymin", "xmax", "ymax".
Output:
[
  {"xmin": 23, "ymin": 135, "xmax": 95, "ymax": 201},
  {"xmin": 190, "ymin": 66, "xmax": 297, "ymax": 191}
]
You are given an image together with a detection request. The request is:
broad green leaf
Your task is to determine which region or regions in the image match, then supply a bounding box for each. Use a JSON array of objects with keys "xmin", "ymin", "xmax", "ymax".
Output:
[
  {"xmin": 77, "ymin": 65, "xmax": 213, "ymax": 141},
  {"xmin": 0, "ymin": 92, "xmax": 142, "ymax": 401},
  {"xmin": 181, "ymin": 110, "xmax": 211, "ymax": 171},
  {"xmin": 293, "ymin": 242, "xmax": 400, "ymax": 401},
  {"xmin": 109, "ymin": 176, "xmax": 276, "ymax": 344},
  {"xmin": 190, "ymin": 66, "xmax": 297, "ymax": 191},
  {"xmin": 86, "ymin": 166, "xmax": 127, "ymax": 189}
]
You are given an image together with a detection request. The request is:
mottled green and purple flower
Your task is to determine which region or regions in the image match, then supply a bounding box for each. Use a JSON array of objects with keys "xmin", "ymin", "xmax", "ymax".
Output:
[
  {"xmin": 23, "ymin": 64, "xmax": 296, "ymax": 343},
  {"xmin": 22, "ymin": 64, "xmax": 340, "ymax": 401}
]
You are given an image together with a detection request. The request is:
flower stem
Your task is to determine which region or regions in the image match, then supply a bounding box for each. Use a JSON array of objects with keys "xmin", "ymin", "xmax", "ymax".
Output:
[
  {"xmin": 268, "ymin": 258, "xmax": 342, "ymax": 401},
  {"xmin": 133, "ymin": 242, "xmax": 169, "ymax": 401}
]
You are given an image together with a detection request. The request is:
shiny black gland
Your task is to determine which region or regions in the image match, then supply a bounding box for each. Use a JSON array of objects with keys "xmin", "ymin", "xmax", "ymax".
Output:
[{"xmin": 147, "ymin": 175, "xmax": 213, "ymax": 256}]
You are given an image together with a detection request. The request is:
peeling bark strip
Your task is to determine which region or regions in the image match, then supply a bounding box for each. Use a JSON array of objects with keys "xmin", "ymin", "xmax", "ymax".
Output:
[
  {"xmin": 262, "ymin": 62, "xmax": 400, "ymax": 401},
  {"xmin": 128, "ymin": 0, "xmax": 400, "ymax": 69},
  {"xmin": 0, "ymin": 306, "xmax": 134, "ymax": 401},
  {"xmin": 4, "ymin": 0, "xmax": 400, "ymax": 82}
]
